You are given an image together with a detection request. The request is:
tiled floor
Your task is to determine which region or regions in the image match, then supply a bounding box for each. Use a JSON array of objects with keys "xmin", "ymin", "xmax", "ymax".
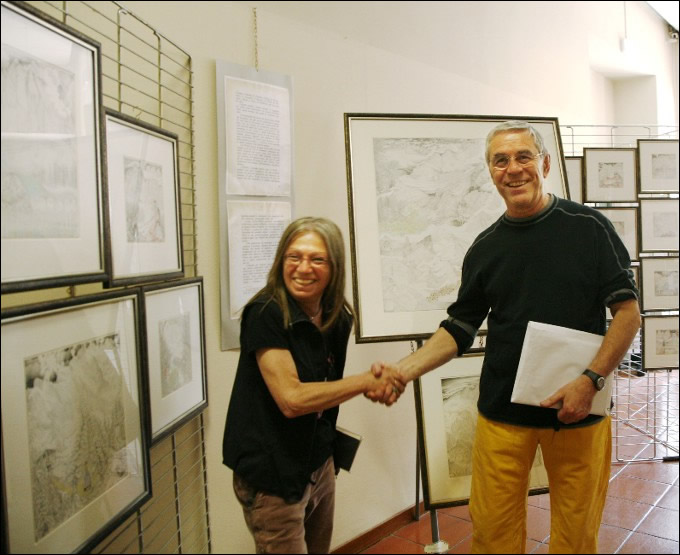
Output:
[{"xmin": 359, "ymin": 370, "xmax": 679, "ymax": 554}]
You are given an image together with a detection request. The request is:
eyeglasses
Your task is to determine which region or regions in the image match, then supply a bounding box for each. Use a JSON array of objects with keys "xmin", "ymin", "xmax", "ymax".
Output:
[
  {"xmin": 491, "ymin": 152, "xmax": 543, "ymax": 170},
  {"xmin": 284, "ymin": 253, "xmax": 329, "ymax": 268}
]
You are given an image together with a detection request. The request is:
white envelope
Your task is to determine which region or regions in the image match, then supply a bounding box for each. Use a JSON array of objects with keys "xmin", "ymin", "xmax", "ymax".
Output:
[{"xmin": 511, "ymin": 321, "xmax": 613, "ymax": 416}]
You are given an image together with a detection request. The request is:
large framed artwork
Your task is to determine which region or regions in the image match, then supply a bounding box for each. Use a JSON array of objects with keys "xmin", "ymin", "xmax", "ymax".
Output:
[
  {"xmin": 637, "ymin": 139, "xmax": 679, "ymax": 194},
  {"xmin": 595, "ymin": 206, "xmax": 639, "ymax": 261},
  {"xmin": 1, "ymin": 289, "xmax": 151, "ymax": 554},
  {"xmin": 642, "ymin": 315, "xmax": 679, "ymax": 370},
  {"xmin": 564, "ymin": 156, "xmax": 583, "ymax": 203},
  {"xmin": 639, "ymin": 198, "xmax": 679, "ymax": 253},
  {"xmin": 414, "ymin": 355, "xmax": 549, "ymax": 509},
  {"xmin": 583, "ymin": 148, "xmax": 637, "ymax": 203},
  {"xmin": 344, "ymin": 113, "xmax": 569, "ymax": 342},
  {"xmin": 141, "ymin": 277, "xmax": 208, "ymax": 444},
  {"xmin": 104, "ymin": 109, "xmax": 183, "ymax": 287},
  {"xmin": 1, "ymin": 0, "xmax": 107, "ymax": 293},
  {"xmin": 640, "ymin": 257, "xmax": 678, "ymax": 312}
]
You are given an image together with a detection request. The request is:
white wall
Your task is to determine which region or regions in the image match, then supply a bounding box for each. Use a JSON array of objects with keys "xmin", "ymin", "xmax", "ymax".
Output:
[{"xmin": 122, "ymin": 2, "xmax": 677, "ymax": 552}]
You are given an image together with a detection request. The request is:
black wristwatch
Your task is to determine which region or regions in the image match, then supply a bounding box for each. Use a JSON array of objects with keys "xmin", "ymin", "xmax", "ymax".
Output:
[{"xmin": 582, "ymin": 369, "xmax": 606, "ymax": 391}]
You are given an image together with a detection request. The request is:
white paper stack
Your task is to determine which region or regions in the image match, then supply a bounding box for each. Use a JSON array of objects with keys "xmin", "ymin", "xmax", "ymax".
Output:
[{"xmin": 511, "ymin": 321, "xmax": 613, "ymax": 416}]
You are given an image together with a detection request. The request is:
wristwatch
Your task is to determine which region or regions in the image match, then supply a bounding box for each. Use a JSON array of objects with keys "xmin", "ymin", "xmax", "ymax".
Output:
[{"xmin": 582, "ymin": 369, "xmax": 606, "ymax": 391}]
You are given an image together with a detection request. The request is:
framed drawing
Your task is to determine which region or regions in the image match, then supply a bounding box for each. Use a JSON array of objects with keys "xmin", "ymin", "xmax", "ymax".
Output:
[
  {"xmin": 564, "ymin": 156, "xmax": 583, "ymax": 203},
  {"xmin": 414, "ymin": 355, "xmax": 549, "ymax": 509},
  {"xmin": 1, "ymin": 289, "xmax": 151, "ymax": 554},
  {"xmin": 345, "ymin": 113, "xmax": 568, "ymax": 342},
  {"xmin": 642, "ymin": 315, "xmax": 679, "ymax": 370},
  {"xmin": 1, "ymin": 0, "xmax": 108, "ymax": 293},
  {"xmin": 104, "ymin": 109, "xmax": 183, "ymax": 287},
  {"xmin": 141, "ymin": 277, "xmax": 208, "ymax": 443},
  {"xmin": 637, "ymin": 139, "xmax": 679, "ymax": 193},
  {"xmin": 595, "ymin": 207, "xmax": 639, "ymax": 261},
  {"xmin": 640, "ymin": 257, "xmax": 678, "ymax": 312},
  {"xmin": 583, "ymin": 148, "xmax": 637, "ymax": 203},
  {"xmin": 640, "ymin": 199, "xmax": 679, "ymax": 253}
]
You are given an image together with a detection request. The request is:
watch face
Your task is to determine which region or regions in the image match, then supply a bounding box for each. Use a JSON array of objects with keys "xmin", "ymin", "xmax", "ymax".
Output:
[{"xmin": 596, "ymin": 377, "xmax": 605, "ymax": 390}]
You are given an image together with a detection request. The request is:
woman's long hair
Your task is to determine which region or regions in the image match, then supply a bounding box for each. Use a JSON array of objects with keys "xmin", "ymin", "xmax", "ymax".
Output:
[{"xmin": 251, "ymin": 217, "xmax": 354, "ymax": 332}]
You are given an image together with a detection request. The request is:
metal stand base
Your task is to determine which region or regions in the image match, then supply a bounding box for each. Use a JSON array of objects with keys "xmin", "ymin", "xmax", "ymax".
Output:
[{"xmin": 424, "ymin": 540, "xmax": 450, "ymax": 553}]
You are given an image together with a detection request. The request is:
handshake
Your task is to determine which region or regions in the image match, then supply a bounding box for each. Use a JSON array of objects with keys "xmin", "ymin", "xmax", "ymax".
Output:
[{"xmin": 364, "ymin": 362, "xmax": 407, "ymax": 406}]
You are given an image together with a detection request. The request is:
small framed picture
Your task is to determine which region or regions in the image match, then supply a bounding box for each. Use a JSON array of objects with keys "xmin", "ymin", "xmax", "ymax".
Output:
[
  {"xmin": 642, "ymin": 315, "xmax": 679, "ymax": 370},
  {"xmin": 596, "ymin": 207, "xmax": 639, "ymax": 261},
  {"xmin": 414, "ymin": 355, "xmax": 548, "ymax": 509},
  {"xmin": 104, "ymin": 110, "xmax": 184, "ymax": 287},
  {"xmin": 640, "ymin": 199, "xmax": 679, "ymax": 253},
  {"xmin": 1, "ymin": 289, "xmax": 151, "ymax": 553},
  {"xmin": 583, "ymin": 148, "xmax": 637, "ymax": 203},
  {"xmin": 141, "ymin": 277, "xmax": 208, "ymax": 443},
  {"xmin": 637, "ymin": 139, "xmax": 679, "ymax": 193},
  {"xmin": 564, "ymin": 156, "xmax": 583, "ymax": 203},
  {"xmin": 1, "ymin": 1, "xmax": 107, "ymax": 293},
  {"xmin": 640, "ymin": 257, "xmax": 679, "ymax": 312}
]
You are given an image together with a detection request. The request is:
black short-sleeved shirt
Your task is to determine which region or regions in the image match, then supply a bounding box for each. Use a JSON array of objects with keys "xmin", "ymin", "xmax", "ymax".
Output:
[
  {"xmin": 222, "ymin": 293, "xmax": 352, "ymax": 501},
  {"xmin": 440, "ymin": 195, "xmax": 638, "ymax": 429}
]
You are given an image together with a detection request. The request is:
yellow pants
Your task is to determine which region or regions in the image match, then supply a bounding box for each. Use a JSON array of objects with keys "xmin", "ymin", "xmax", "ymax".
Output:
[{"xmin": 470, "ymin": 414, "xmax": 611, "ymax": 554}]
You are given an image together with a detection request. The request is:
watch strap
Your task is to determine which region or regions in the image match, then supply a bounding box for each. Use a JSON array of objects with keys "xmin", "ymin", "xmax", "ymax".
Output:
[{"xmin": 582, "ymin": 368, "xmax": 605, "ymax": 390}]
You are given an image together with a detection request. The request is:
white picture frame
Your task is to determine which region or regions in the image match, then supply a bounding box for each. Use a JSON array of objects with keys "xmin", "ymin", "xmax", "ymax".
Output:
[
  {"xmin": 1, "ymin": 290, "xmax": 151, "ymax": 554},
  {"xmin": 1, "ymin": 1, "xmax": 107, "ymax": 293},
  {"xmin": 640, "ymin": 257, "xmax": 679, "ymax": 312},
  {"xmin": 583, "ymin": 148, "xmax": 637, "ymax": 203},
  {"xmin": 637, "ymin": 139, "xmax": 679, "ymax": 193},
  {"xmin": 596, "ymin": 207, "xmax": 639, "ymax": 261},
  {"xmin": 345, "ymin": 113, "xmax": 568, "ymax": 342},
  {"xmin": 642, "ymin": 315, "xmax": 679, "ymax": 370},
  {"xmin": 142, "ymin": 277, "xmax": 208, "ymax": 443},
  {"xmin": 104, "ymin": 109, "xmax": 184, "ymax": 286},
  {"xmin": 415, "ymin": 355, "xmax": 549, "ymax": 508},
  {"xmin": 564, "ymin": 156, "xmax": 583, "ymax": 203},
  {"xmin": 640, "ymin": 198, "xmax": 679, "ymax": 253}
]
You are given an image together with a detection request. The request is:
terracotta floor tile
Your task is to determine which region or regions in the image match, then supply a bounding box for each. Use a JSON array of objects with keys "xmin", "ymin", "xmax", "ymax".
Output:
[
  {"xmin": 393, "ymin": 512, "xmax": 471, "ymax": 548},
  {"xmin": 439, "ymin": 503, "xmax": 471, "ymax": 521},
  {"xmin": 527, "ymin": 492, "xmax": 550, "ymax": 510},
  {"xmin": 622, "ymin": 461, "xmax": 679, "ymax": 484},
  {"xmin": 606, "ymin": 473, "xmax": 671, "ymax": 505},
  {"xmin": 657, "ymin": 485, "xmax": 679, "ymax": 510},
  {"xmin": 360, "ymin": 535, "xmax": 427, "ymax": 554},
  {"xmin": 525, "ymin": 505, "xmax": 551, "ymax": 543},
  {"xmin": 447, "ymin": 534, "xmax": 472, "ymax": 554},
  {"xmin": 601, "ymin": 496, "xmax": 653, "ymax": 530},
  {"xmin": 597, "ymin": 523, "xmax": 633, "ymax": 553},
  {"xmin": 636, "ymin": 506, "xmax": 680, "ymax": 541},
  {"xmin": 617, "ymin": 531, "xmax": 680, "ymax": 554}
]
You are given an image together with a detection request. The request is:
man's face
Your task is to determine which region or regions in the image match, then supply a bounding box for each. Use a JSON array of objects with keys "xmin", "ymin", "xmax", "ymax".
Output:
[{"xmin": 487, "ymin": 130, "xmax": 551, "ymax": 218}]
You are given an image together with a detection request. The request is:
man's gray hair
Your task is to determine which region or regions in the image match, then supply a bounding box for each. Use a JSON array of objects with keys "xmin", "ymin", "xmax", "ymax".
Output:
[{"xmin": 485, "ymin": 120, "xmax": 547, "ymax": 163}]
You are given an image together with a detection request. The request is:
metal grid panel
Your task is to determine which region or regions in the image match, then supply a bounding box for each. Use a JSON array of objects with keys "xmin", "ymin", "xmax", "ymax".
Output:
[
  {"xmin": 20, "ymin": 1, "xmax": 209, "ymax": 552},
  {"xmin": 561, "ymin": 123, "xmax": 679, "ymax": 463}
]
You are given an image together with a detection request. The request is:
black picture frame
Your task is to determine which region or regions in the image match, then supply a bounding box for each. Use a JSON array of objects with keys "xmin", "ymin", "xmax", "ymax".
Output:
[
  {"xmin": 140, "ymin": 277, "xmax": 208, "ymax": 444},
  {"xmin": 1, "ymin": 0, "xmax": 108, "ymax": 293},
  {"xmin": 1, "ymin": 289, "xmax": 151, "ymax": 553},
  {"xmin": 104, "ymin": 109, "xmax": 184, "ymax": 287}
]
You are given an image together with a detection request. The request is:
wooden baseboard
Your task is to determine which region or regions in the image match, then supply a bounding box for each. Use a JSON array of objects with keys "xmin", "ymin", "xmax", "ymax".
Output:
[{"xmin": 331, "ymin": 502, "xmax": 426, "ymax": 554}]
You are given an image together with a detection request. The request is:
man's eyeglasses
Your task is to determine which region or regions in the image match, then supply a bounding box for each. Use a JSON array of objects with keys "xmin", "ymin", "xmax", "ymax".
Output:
[
  {"xmin": 284, "ymin": 254, "xmax": 329, "ymax": 268},
  {"xmin": 491, "ymin": 152, "xmax": 543, "ymax": 170}
]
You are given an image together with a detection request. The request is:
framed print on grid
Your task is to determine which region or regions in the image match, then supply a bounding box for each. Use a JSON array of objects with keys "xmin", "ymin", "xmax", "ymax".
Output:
[
  {"xmin": 640, "ymin": 198, "xmax": 679, "ymax": 253},
  {"xmin": 344, "ymin": 113, "xmax": 568, "ymax": 342},
  {"xmin": 640, "ymin": 257, "xmax": 678, "ymax": 312},
  {"xmin": 564, "ymin": 156, "xmax": 583, "ymax": 203},
  {"xmin": 583, "ymin": 148, "xmax": 637, "ymax": 203},
  {"xmin": 595, "ymin": 206, "xmax": 639, "ymax": 261},
  {"xmin": 104, "ymin": 109, "xmax": 183, "ymax": 287},
  {"xmin": 1, "ymin": 289, "xmax": 151, "ymax": 554},
  {"xmin": 1, "ymin": 1, "xmax": 107, "ymax": 293},
  {"xmin": 637, "ymin": 139, "xmax": 679, "ymax": 194},
  {"xmin": 642, "ymin": 314, "xmax": 679, "ymax": 370},
  {"xmin": 141, "ymin": 277, "xmax": 208, "ymax": 444},
  {"xmin": 414, "ymin": 355, "xmax": 549, "ymax": 509}
]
